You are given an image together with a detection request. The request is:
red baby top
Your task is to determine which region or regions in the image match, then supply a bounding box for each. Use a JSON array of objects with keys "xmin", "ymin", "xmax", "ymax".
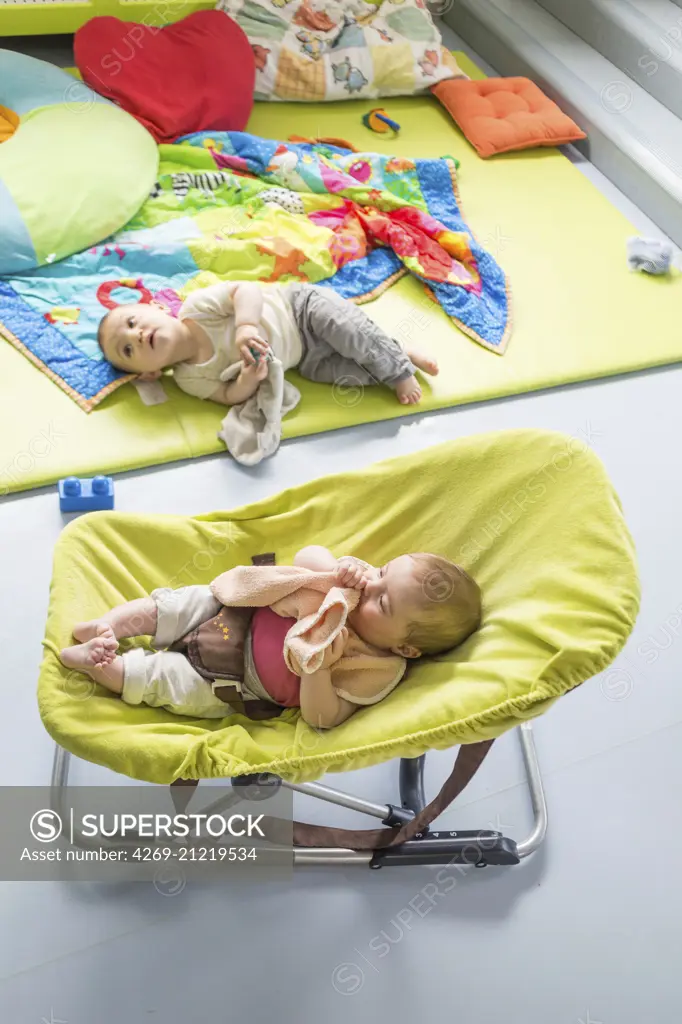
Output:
[{"xmin": 251, "ymin": 606, "xmax": 300, "ymax": 706}]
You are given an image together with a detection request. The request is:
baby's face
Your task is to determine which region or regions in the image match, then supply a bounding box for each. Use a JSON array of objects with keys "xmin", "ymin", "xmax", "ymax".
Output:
[
  {"xmin": 100, "ymin": 303, "xmax": 185, "ymax": 374},
  {"xmin": 347, "ymin": 554, "xmax": 422, "ymax": 655}
]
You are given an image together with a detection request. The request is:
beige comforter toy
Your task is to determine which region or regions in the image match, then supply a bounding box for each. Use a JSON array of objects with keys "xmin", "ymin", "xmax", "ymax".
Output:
[{"xmin": 211, "ymin": 563, "xmax": 406, "ymax": 705}]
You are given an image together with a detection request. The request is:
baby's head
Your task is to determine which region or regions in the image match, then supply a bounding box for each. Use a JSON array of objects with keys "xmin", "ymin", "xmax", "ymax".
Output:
[
  {"xmin": 97, "ymin": 302, "xmax": 185, "ymax": 379},
  {"xmin": 348, "ymin": 553, "xmax": 481, "ymax": 659}
]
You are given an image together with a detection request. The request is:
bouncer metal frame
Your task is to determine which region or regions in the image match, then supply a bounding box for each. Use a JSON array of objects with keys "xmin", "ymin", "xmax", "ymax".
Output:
[{"xmin": 50, "ymin": 722, "xmax": 547, "ymax": 869}]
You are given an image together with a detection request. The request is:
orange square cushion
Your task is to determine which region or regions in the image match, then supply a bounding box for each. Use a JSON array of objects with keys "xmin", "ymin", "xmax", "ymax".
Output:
[{"xmin": 431, "ymin": 76, "xmax": 586, "ymax": 158}]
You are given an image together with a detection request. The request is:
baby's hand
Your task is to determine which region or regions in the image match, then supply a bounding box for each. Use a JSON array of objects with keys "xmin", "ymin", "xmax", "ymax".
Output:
[
  {"xmin": 335, "ymin": 556, "xmax": 369, "ymax": 590},
  {"xmin": 237, "ymin": 326, "xmax": 271, "ymax": 366},
  {"xmin": 239, "ymin": 356, "xmax": 269, "ymax": 384}
]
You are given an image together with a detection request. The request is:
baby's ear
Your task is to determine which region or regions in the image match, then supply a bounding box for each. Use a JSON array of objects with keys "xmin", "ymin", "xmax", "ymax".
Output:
[
  {"xmin": 137, "ymin": 370, "xmax": 162, "ymax": 382},
  {"xmin": 393, "ymin": 643, "xmax": 421, "ymax": 659}
]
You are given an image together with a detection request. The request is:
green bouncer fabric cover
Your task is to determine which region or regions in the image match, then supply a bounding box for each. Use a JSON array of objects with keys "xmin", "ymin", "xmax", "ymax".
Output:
[{"xmin": 39, "ymin": 430, "xmax": 639, "ymax": 784}]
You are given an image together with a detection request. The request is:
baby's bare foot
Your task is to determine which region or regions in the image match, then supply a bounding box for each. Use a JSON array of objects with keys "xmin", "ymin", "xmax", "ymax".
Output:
[
  {"xmin": 395, "ymin": 375, "xmax": 423, "ymax": 405},
  {"xmin": 406, "ymin": 348, "xmax": 439, "ymax": 376},
  {"xmin": 73, "ymin": 618, "xmax": 109, "ymax": 643},
  {"xmin": 61, "ymin": 626, "xmax": 118, "ymax": 671}
]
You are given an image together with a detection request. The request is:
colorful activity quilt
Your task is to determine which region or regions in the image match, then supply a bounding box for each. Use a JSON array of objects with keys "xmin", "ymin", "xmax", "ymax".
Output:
[{"xmin": 0, "ymin": 131, "xmax": 511, "ymax": 411}]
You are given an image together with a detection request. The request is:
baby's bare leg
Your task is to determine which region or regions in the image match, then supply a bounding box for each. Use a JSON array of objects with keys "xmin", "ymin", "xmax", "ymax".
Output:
[
  {"xmin": 60, "ymin": 625, "xmax": 124, "ymax": 695},
  {"xmin": 73, "ymin": 597, "xmax": 158, "ymax": 643}
]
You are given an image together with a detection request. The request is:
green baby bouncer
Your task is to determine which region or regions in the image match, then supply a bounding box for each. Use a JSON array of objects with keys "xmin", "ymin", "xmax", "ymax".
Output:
[{"xmin": 40, "ymin": 430, "xmax": 639, "ymax": 868}]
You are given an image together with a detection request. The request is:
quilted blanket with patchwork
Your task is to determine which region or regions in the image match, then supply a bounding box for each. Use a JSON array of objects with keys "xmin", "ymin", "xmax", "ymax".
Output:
[{"xmin": 0, "ymin": 131, "xmax": 510, "ymax": 410}]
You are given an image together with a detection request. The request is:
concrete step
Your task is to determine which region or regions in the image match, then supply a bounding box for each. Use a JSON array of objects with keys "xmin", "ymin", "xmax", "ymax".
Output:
[
  {"xmin": 536, "ymin": 0, "xmax": 682, "ymax": 119},
  {"xmin": 445, "ymin": 0, "xmax": 682, "ymax": 247}
]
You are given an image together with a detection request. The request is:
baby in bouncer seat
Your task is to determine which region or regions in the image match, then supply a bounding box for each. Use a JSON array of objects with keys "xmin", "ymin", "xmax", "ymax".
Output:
[{"xmin": 59, "ymin": 546, "xmax": 481, "ymax": 730}]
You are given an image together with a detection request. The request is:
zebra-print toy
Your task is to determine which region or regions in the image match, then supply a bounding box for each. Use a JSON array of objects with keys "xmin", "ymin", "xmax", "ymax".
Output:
[
  {"xmin": 171, "ymin": 171, "xmax": 235, "ymax": 200},
  {"xmin": 148, "ymin": 173, "xmax": 236, "ymax": 202}
]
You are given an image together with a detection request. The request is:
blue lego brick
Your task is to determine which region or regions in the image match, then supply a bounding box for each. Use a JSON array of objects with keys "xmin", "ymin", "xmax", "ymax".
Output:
[{"xmin": 58, "ymin": 475, "xmax": 114, "ymax": 513}]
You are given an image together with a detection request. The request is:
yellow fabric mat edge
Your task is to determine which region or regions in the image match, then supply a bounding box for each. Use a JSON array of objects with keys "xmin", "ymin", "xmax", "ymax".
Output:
[{"xmin": 1, "ymin": 52, "xmax": 680, "ymax": 494}]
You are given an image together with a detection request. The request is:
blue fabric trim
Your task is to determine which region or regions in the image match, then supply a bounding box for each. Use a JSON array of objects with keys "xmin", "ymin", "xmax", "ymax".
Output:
[
  {"xmin": 178, "ymin": 130, "xmax": 281, "ymax": 170},
  {"xmin": 318, "ymin": 249, "xmax": 403, "ymax": 299},
  {"xmin": 416, "ymin": 159, "xmax": 509, "ymax": 349},
  {"xmin": 1, "ymin": 240, "xmax": 200, "ymax": 405},
  {"xmin": 0, "ymin": 178, "xmax": 37, "ymax": 276},
  {"xmin": 178, "ymin": 131, "xmax": 353, "ymax": 161},
  {"xmin": 416, "ymin": 159, "xmax": 462, "ymax": 229},
  {"xmin": 0, "ymin": 280, "xmax": 124, "ymax": 401}
]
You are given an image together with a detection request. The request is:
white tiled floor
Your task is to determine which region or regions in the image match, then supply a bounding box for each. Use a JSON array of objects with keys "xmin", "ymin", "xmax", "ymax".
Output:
[{"xmin": 2, "ymin": 23, "xmax": 682, "ymax": 1024}]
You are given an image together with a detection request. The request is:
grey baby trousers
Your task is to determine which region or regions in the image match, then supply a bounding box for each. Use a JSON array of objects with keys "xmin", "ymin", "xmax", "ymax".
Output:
[{"xmin": 288, "ymin": 284, "xmax": 416, "ymax": 388}]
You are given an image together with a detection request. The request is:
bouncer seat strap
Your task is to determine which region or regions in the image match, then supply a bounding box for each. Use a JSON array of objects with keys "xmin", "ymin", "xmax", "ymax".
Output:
[{"xmin": 291, "ymin": 739, "xmax": 495, "ymax": 850}]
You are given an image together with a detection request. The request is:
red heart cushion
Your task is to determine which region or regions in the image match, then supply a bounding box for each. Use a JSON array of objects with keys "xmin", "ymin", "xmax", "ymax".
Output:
[{"xmin": 75, "ymin": 11, "xmax": 255, "ymax": 144}]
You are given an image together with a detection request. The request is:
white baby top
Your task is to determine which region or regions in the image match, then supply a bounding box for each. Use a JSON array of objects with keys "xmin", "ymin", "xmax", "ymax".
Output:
[{"xmin": 174, "ymin": 281, "xmax": 303, "ymax": 400}]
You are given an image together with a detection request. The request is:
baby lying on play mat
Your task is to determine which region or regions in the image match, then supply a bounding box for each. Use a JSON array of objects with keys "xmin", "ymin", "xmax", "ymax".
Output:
[
  {"xmin": 97, "ymin": 280, "xmax": 438, "ymax": 407},
  {"xmin": 60, "ymin": 546, "xmax": 480, "ymax": 730}
]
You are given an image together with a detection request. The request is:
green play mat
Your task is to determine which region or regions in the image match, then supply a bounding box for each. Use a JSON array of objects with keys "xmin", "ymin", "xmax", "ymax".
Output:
[{"xmin": 1, "ymin": 52, "xmax": 680, "ymax": 494}]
